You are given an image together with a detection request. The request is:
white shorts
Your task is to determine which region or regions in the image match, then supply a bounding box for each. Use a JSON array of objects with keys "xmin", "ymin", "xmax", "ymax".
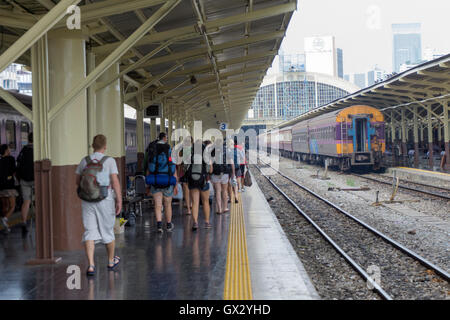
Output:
[
  {"xmin": 211, "ymin": 174, "xmax": 229, "ymax": 185},
  {"xmin": 81, "ymin": 199, "xmax": 116, "ymax": 244}
]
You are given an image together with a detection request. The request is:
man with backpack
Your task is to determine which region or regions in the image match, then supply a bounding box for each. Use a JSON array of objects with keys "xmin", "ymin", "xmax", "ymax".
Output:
[
  {"xmin": 186, "ymin": 139, "xmax": 212, "ymax": 230},
  {"xmin": 146, "ymin": 132, "xmax": 177, "ymax": 233},
  {"xmin": 16, "ymin": 132, "xmax": 34, "ymax": 235},
  {"xmin": 75, "ymin": 134, "xmax": 122, "ymax": 276}
]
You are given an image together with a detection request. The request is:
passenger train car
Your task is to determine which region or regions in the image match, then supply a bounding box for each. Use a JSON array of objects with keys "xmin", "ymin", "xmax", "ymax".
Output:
[
  {"xmin": 0, "ymin": 91, "xmax": 32, "ymax": 158},
  {"xmin": 259, "ymin": 105, "xmax": 385, "ymax": 171},
  {"xmin": 0, "ymin": 90, "xmax": 152, "ymax": 175}
]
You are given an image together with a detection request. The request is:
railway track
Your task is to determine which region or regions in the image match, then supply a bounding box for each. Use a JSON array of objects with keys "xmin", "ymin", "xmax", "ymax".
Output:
[
  {"xmin": 254, "ymin": 161, "xmax": 450, "ymax": 300},
  {"xmin": 351, "ymin": 173, "xmax": 450, "ymax": 201}
]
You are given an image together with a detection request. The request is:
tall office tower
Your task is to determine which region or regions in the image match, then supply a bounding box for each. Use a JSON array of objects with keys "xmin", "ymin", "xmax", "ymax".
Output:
[
  {"xmin": 336, "ymin": 48, "xmax": 344, "ymax": 78},
  {"xmin": 353, "ymin": 73, "xmax": 366, "ymax": 88},
  {"xmin": 304, "ymin": 36, "xmax": 338, "ymax": 76},
  {"xmin": 392, "ymin": 23, "xmax": 422, "ymax": 72}
]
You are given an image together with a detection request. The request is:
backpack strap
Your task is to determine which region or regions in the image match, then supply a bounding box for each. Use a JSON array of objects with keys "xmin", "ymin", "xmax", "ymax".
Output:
[
  {"xmin": 99, "ymin": 156, "xmax": 110, "ymax": 165},
  {"xmin": 84, "ymin": 156, "xmax": 92, "ymax": 165}
]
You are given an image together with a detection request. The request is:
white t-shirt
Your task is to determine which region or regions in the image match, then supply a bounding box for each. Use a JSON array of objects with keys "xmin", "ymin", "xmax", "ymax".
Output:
[{"xmin": 75, "ymin": 152, "xmax": 119, "ymax": 200}]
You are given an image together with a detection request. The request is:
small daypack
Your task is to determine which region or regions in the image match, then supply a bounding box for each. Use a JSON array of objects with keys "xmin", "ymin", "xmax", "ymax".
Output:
[
  {"xmin": 212, "ymin": 145, "xmax": 230, "ymax": 175},
  {"xmin": 17, "ymin": 145, "xmax": 34, "ymax": 181},
  {"xmin": 187, "ymin": 144, "xmax": 207, "ymax": 189},
  {"xmin": 77, "ymin": 156, "xmax": 110, "ymax": 202}
]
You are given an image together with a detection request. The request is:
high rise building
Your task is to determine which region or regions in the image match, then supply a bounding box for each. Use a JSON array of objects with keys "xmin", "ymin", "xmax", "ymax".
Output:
[
  {"xmin": 336, "ymin": 48, "xmax": 344, "ymax": 79},
  {"xmin": 279, "ymin": 53, "xmax": 306, "ymax": 73},
  {"xmin": 353, "ymin": 73, "xmax": 366, "ymax": 88},
  {"xmin": 304, "ymin": 36, "xmax": 338, "ymax": 77},
  {"xmin": 392, "ymin": 23, "xmax": 422, "ymax": 73}
]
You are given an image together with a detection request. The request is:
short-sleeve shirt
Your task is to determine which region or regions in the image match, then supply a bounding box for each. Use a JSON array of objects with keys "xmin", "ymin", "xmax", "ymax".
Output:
[{"xmin": 75, "ymin": 152, "xmax": 119, "ymax": 200}]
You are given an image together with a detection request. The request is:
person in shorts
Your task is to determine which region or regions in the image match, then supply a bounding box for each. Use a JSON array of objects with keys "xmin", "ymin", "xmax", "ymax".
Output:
[
  {"xmin": 0, "ymin": 144, "xmax": 18, "ymax": 233},
  {"xmin": 147, "ymin": 132, "xmax": 178, "ymax": 233},
  {"xmin": 16, "ymin": 132, "xmax": 34, "ymax": 235},
  {"xmin": 186, "ymin": 139, "xmax": 212, "ymax": 230},
  {"xmin": 210, "ymin": 139, "xmax": 231, "ymax": 214},
  {"xmin": 75, "ymin": 135, "xmax": 122, "ymax": 276}
]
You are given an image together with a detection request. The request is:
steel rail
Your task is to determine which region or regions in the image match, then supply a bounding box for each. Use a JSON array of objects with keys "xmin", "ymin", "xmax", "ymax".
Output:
[
  {"xmin": 254, "ymin": 164, "xmax": 393, "ymax": 300},
  {"xmin": 258, "ymin": 160, "xmax": 450, "ymax": 283},
  {"xmin": 352, "ymin": 173, "xmax": 450, "ymax": 200}
]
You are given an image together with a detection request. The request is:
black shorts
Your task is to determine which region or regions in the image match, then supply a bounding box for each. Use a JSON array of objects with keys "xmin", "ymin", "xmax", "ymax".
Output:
[
  {"xmin": 188, "ymin": 182, "xmax": 210, "ymax": 192},
  {"xmin": 239, "ymin": 165, "xmax": 245, "ymax": 177}
]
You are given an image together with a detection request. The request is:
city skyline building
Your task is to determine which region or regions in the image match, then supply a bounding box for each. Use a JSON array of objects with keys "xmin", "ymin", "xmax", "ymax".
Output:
[
  {"xmin": 392, "ymin": 23, "xmax": 422, "ymax": 73},
  {"xmin": 0, "ymin": 63, "xmax": 32, "ymax": 95}
]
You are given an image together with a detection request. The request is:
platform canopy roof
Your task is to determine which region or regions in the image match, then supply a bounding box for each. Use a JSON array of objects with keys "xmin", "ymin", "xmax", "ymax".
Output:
[
  {"xmin": 277, "ymin": 54, "xmax": 450, "ymax": 129},
  {"xmin": 0, "ymin": 0, "xmax": 296, "ymax": 129}
]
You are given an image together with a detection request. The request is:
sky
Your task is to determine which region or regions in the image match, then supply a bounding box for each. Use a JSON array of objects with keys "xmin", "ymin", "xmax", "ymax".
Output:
[{"xmin": 269, "ymin": 0, "xmax": 450, "ymax": 75}]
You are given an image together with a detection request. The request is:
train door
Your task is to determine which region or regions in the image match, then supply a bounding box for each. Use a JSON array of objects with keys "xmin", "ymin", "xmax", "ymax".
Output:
[{"xmin": 355, "ymin": 118, "xmax": 367, "ymax": 152}]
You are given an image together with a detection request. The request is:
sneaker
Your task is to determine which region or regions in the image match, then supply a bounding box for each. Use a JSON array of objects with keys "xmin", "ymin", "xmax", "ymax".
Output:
[
  {"xmin": 1, "ymin": 217, "xmax": 10, "ymax": 233},
  {"xmin": 156, "ymin": 221, "xmax": 163, "ymax": 233},
  {"xmin": 205, "ymin": 222, "xmax": 212, "ymax": 229},
  {"xmin": 192, "ymin": 222, "xmax": 198, "ymax": 231},
  {"xmin": 166, "ymin": 222, "xmax": 174, "ymax": 232}
]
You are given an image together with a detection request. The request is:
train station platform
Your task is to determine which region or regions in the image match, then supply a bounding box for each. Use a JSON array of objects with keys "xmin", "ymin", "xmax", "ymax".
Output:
[
  {"xmin": 0, "ymin": 178, "xmax": 319, "ymax": 300},
  {"xmin": 384, "ymin": 167, "xmax": 450, "ymax": 188}
]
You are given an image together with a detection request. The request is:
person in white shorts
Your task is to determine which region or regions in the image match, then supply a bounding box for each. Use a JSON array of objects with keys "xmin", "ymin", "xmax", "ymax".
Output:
[{"xmin": 75, "ymin": 134, "xmax": 122, "ymax": 276}]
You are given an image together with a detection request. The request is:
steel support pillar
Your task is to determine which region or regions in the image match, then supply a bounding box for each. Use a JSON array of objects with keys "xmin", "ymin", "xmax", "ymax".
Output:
[
  {"xmin": 136, "ymin": 94, "xmax": 145, "ymax": 173},
  {"xmin": 401, "ymin": 109, "xmax": 407, "ymax": 157},
  {"xmin": 87, "ymin": 51, "xmax": 96, "ymax": 150},
  {"xmin": 151, "ymin": 118, "xmax": 157, "ymax": 141},
  {"xmin": 413, "ymin": 105, "xmax": 419, "ymax": 168},
  {"xmin": 443, "ymin": 100, "xmax": 450, "ymax": 171},
  {"xmin": 427, "ymin": 104, "xmax": 434, "ymax": 169}
]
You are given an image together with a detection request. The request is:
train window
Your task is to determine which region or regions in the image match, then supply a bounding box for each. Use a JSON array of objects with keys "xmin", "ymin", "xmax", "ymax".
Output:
[
  {"xmin": 5, "ymin": 120, "xmax": 16, "ymax": 151},
  {"xmin": 21, "ymin": 122, "xmax": 29, "ymax": 147}
]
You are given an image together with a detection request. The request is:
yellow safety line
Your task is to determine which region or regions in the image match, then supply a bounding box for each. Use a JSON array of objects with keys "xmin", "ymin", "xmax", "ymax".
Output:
[
  {"xmin": 397, "ymin": 167, "xmax": 450, "ymax": 177},
  {"xmin": 223, "ymin": 193, "xmax": 253, "ymax": 300}
]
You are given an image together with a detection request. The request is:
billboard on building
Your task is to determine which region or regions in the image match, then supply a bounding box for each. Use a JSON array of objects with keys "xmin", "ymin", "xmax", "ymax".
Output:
[{"xmin": 304, "ymin": 36, "xmax": 337, "ymax": 77}]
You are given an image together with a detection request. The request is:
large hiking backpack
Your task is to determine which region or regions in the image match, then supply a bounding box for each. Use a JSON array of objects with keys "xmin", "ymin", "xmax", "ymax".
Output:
[
  {"xmin": 17, "ymin": 145, "xmax": 34, "ymax": 181},
  {"xmin": 146, "ymin": 141, "xmax": 176, "ymax": 188},
  {"xmin": 212, "ymin": 145, "xmax": 230, "ymax": 175},
  {"xmin": 186, "ymin": 144, "xmax": 207, "ymax": 189},
  {"xmin": 77, "ymin": 156, "xmax": 110, "ymax": 202}
]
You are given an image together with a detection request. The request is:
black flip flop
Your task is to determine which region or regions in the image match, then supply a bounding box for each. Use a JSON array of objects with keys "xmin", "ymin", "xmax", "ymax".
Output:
[
  {"xmin": 107, "ymin": 256, "xmax": 120, "ymax": 270},
  {"xmin": 86, "ymin": 265, "xmax": 96, "ymax": 276}
]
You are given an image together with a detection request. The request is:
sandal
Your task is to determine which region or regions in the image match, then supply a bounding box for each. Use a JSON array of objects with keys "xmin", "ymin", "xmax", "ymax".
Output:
[
  {"xmin": 86, "ymin": 265, "xmax": 96, "ymax": 276},
  {"xmin": 205, "ymin": 222, "xmax": 212, "ymax": 229},
  {"xmin": 192, "ymin": 222, "xmax": 198, "ymax": 231},
  {"xmin": 107, "ymin": 256, "xmax": 120, "ymax": 270}
]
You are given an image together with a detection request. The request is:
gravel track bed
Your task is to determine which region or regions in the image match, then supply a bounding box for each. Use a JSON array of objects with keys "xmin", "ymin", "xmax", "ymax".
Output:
[
  {"xmin": 275, "ymin": 156, "xmax": 449, "ymax": 271},
  {"xmin": 250, "ymin": 166, "xmax": 380, "ymax": 300},
  {"xmin": 256, "ymin": 163, "xmax": 449, "ymax": 299},
  {"xmin": 358, "ymin": 173, "xmax": 450, "ymax": 199}
]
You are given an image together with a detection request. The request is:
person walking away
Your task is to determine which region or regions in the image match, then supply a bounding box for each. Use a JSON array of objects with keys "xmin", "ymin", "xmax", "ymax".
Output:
[
  {"xmin": 186, "ymin": 139, "xmax": 212, "ymax": 230},
  {"xmin": 16, "ymin": 132, "xmax": 34, "ymax": 235},
  {"xmin": 146, "ymin": 132, "xmax": 177, "ymax": 233},
  {"xmin": 211, "ymin": 139, "xmax": 231, "ymax": 214},
  {"xmin": 234, "ymin": 138, "xmax": 246, "ymax": 192},
  {"xmin": 76, "ymin": 135, "xmax": 122, "ymax": 276},
  {"xmin": 0, "ymin": 144, "xmax": 19, "ymax": 233},
  {"xmin": 179, "ymin": 136, "xmax": 193, "ymax": 215},
  {"xmin": 227, "ymin": 139, "xmax": 239, "ymax": 203}
]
